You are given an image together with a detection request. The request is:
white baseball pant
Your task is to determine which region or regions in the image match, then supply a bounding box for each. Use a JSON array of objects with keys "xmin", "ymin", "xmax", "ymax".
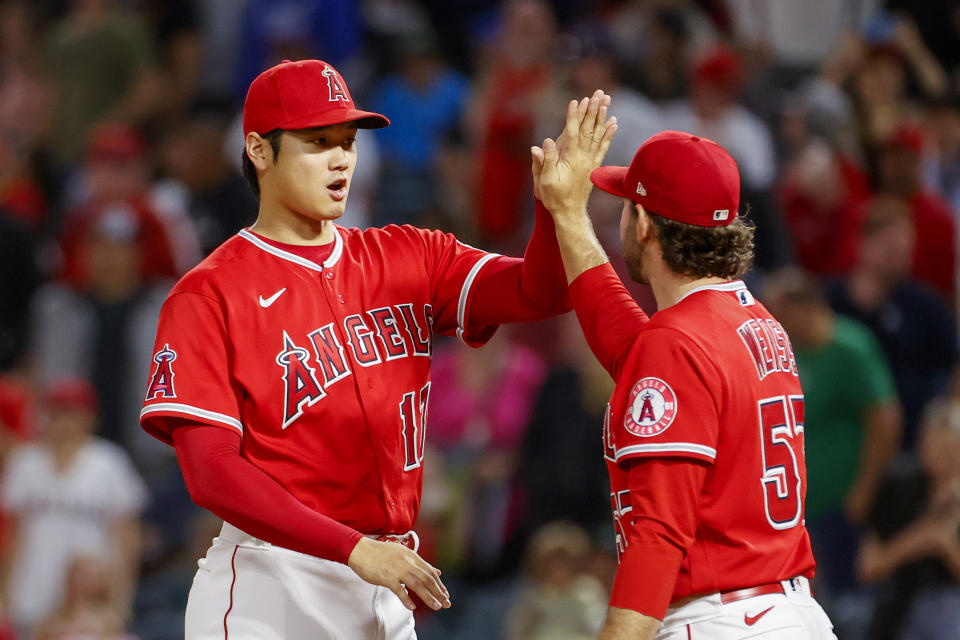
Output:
[
  {"xmin": 656, "ymin": 576, "xmax": 837, "ymax": 639},
  {"xmin": 184, "ymin": 522, "xmax": 417, "ymax": 640}
]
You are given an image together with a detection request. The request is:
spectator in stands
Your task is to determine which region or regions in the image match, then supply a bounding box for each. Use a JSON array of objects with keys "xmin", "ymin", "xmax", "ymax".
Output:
[
  {"xmin": 62, "ymin": 123, "xmax": 200, "ymax": 279},
  {"xmin": 31, "ymin": 204, "xmax": 173, "ymax": 474},
  {"xmin": 504, "ymin": 521, "xmax": 606, "ymax": 640},
  {"xmin": 924, "ymin": 95, "xmax": 960, "ymax": 213},
  {"xmin": 0, "ymin": 2, "xmax": 54, "ymax": 232},
  {"xmin": 234, "ymin": 0, "xmax": 362, "ymax": 100},
  {"xmin": 826, "ymin": 197, "xmax": 958, "ymax": 446},
  {"xmin": 662, "ymin": 45, "xmax": 792, "ymax": 271},
  {"xmin": 428, "ymin": 330, "xmax": 547, "ymax": 578},
  {"xmin": 0, "ymin": 379, "xmax": 147, "ymax": 636},
  {"xmin": 662, "ymin": 45, "xmax": 777, "ymax": 192},
  {"xmin": 368, "ymin": 31, "xmax": 471, "ymax": 226},
  {"xmin": 156, "ymin": 109, "xmax": 257, "ymax": 255},
  {"xmin": 137, "ymin": 0, "xmax": 203, "ymax": 122},
  {"xmin": 41, "ymin": 0, "xmax": 161, "ymax": 164},
  {"xmin": 852, "ymin": 15, "xmax": 947, "ymax": 151},
  {"xmin": 873, "ymin": 124, "xmax": 957, "ymax": 301},
  {"xmin": 520, "ymin": 314, "xmax": 611, "ymax": 537},
  {"xmin": 604, "ymin": 3, "xmax": 715, "ymax": 103},
  {"xmin": 469, "ymin": 0, "xmax": 558, "ymax": 242},
  {"xmin": 778, "ymin": 138, "xmax": 871, "ymax": 276},
  {"xmin": 0, "ymin": 213, "xmax": 41, "ymax": 370},
  {"xmin": 35, "ymin": 553, "xmax": 136, "ymax": 640},
  {"xmin": 764, "ymin": 268, "xmax": 901, "ymax": 599},
  {"xmin": 857, "ymin": 397, "xmax": 960, "ymax": 640},
  {"xmin": 552, "ymin": 22, "xmax": 663, "ymax": 169}
]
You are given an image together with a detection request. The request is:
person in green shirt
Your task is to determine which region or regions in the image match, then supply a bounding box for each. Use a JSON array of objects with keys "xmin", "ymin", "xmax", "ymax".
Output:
[
  {"xmin": 765, "ymin": 267, "xmax": 902, "ymax": 596},
  {"xmin": 42, "ymin": 0, "xmax": 159, "ymax": 164}
]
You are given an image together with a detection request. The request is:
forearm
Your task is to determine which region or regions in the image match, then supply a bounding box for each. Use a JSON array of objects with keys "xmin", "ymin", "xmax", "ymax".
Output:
[
  {"xmin": 553, "ymin": 209, "xmax": 609, "ymax": 284},
  {"xmin": 599, "ymin": 607, "xmax": 660, "ymax": 640},
  {"xmin": 850, "ymin": 404, "xmax": 902, "ymax": 510},
  {"xmin": 173, "ymin": 425, "xmax": 362, "ymax": 564},
  {"xmin": 111, "ymin": 517, "xmax": 142, "ymax": 615},
  {"xmin": 857, "ymin": 526, "xmax": 934, "ymax": 583}
]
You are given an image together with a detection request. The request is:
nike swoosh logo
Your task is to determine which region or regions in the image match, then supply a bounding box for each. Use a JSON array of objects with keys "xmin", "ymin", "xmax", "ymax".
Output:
[
  {"xmin": 258, "ymin": 288, "xmax": 286, "ymax": 308},
  {"xmin": 744, "ymin": 606, "xmax": 775, "ymax": 626}
]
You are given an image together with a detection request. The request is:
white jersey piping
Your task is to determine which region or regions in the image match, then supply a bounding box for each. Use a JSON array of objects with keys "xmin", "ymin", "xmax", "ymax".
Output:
[
  {"xmin": 456, "ymin": 253, "xmax": 499, "ymax": 344},
  {"xmin": 238, "ymin": 227, "xmax": 344, "ymax": 271},
  {"xmin": 615, "ymin": 442, "xmax": 717, "ymax": 460},
  {"xmin": 675, "ymin": 279, "xmax": 746, "ymax": 304},
  {"xmin": 141, "ymin": 403, "xmax": 243, "ymax": 435}
]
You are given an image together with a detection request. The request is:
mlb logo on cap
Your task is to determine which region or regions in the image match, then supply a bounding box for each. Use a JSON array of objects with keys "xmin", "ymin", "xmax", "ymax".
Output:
[{"xmin": 590, "ymin": 131, "xmax": 741, "ymax": 227}]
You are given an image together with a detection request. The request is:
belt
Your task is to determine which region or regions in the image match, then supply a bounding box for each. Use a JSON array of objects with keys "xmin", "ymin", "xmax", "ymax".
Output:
[
  {"xmin": 367, "ymin": 531, "xmax": 420, "ymax": 553},
  {"xmin": 719, "ymin": 578, "xmax": 813, "ymax": 604}
]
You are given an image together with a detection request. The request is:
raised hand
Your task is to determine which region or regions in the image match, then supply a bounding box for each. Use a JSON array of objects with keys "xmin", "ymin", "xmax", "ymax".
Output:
[
  {"xmin": 348, "ymin": 536, "xmax": 451, "ymax": 611},
  {"xmin": 531, "ymin": 89, "xmax": 617, "ymax": 218}
]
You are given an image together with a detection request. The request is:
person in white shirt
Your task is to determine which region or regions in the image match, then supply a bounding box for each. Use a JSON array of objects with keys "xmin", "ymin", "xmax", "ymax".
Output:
[{"xmin": 1, "ymin": 379, "xmax": 148, "ymax": 635}]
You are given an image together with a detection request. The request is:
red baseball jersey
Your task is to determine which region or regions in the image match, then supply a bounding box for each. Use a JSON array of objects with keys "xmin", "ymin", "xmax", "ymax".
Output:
[
  {"xmin": 141, "ymin": 225, "xmax": 504, "ymax": 535},
  {"xmin": 576, "ymin": 267, "xmax": 815, "ymax": 602}
]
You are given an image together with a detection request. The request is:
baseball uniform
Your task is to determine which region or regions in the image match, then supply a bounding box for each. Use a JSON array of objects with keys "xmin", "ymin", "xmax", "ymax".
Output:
[
  {"xmin": 568, "ymin": 131, "xmax": 837, "ymax": 639},
  {"xmin": 140, "ymin": 59, "xmax": 570, "ymax": 639}
]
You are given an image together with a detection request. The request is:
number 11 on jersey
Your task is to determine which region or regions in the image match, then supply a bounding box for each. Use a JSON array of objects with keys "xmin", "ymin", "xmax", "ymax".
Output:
[{"xmin": 400, "ymin": 382, "xmax": 431, "ymax": 471}]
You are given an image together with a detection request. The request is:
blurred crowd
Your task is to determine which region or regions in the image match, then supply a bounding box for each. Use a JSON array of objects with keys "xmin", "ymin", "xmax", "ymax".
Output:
[{"xmin": 0, "ymin": 0, "xmax": 959, "ymax": 639}]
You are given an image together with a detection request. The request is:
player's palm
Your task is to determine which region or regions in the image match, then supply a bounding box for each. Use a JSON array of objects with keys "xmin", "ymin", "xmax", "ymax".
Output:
[
  {"xmin": 532, "ymin": 89, "xmax": 617, "ymax": 215},
  {"xmin": 347, "ymin": 537, "xmax": 451, "ymax": 611}
]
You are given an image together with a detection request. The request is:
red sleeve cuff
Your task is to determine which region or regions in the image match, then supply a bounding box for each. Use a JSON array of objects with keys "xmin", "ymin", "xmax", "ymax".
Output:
[{"xmin": 610, "ymin": 538, "xmax": 685, "ymax": 620}]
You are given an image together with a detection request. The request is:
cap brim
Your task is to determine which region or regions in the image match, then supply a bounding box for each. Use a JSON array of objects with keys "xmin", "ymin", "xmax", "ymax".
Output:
[
  {"xmin": 590, "ymin": 166, "xmax": 630, "ymax": 197},
  {"xmin": 279, "ymin": 108, "xmax": 391, "ymax": 131}
]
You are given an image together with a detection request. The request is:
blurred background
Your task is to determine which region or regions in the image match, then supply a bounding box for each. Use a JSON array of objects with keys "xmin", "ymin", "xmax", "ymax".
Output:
[{"xmin": 0, "ymin": 0, "xmax": 959, "ymax": 639}]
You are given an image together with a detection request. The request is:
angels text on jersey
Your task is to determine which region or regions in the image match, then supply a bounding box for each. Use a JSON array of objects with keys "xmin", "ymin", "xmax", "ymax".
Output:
[{"xmin": 147, "ymin": 302, "xmax": 435, "ymax": 430}]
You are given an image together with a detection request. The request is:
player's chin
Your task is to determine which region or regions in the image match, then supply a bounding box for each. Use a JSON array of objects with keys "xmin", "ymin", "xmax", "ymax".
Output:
[{"xmin": 312, "ymin": 196, "xmax": 348, "ymax": 220}]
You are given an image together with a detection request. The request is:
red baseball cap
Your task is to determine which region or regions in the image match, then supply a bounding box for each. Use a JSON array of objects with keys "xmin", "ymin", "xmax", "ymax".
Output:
[
  {"xmin": 885, "ymin": 124, "xmax": 925, "ymax": 154},
  {"xmin": 87, "ymin": 123, "xmax": 147, "ymax": 163},
  {"xmin": 590, "ymin": 130, "xmax": 741, "ymax": 227},
  {"xmin": 243, "ymin": 59, "xmax": 390, "ymax": 136},
  {"xmin": 45, "ymin": 378, "xmax": 98, "ymax": 413}
]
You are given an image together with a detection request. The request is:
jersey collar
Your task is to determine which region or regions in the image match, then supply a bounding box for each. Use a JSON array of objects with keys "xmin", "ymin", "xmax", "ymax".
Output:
[
  {"xmin": 675, "ymin": 279, "xmax": 746, "ymax": 304},
  {"xmin": 238, "ymin": 226, "xmax": 344, "ymax": 271}
]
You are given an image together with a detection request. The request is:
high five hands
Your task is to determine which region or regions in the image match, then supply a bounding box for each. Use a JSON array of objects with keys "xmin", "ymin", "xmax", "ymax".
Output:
[{"xmin": 531, "ymin": 89, "xmax": 618, "ymax": 220}]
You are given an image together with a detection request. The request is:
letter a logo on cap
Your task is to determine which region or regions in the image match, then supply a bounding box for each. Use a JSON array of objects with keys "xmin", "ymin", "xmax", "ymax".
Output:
[{"xmin": 322, "ymin": 65, "xmax": 349, "ymax": 103}]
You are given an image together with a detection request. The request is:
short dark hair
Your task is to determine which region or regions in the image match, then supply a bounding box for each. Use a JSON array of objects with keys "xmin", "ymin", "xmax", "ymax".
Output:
[
  {"xmin": 241, "ymin": 129, "xmax": 283, "ymax": 198},
  {"xmin": 649, "ymin": 210, "xmax": 755, "ymax": 279}
]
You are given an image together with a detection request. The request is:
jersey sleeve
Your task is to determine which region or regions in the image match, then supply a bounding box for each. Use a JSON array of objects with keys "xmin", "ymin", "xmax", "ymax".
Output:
[
  {"xmin": 414, "ymin": 227, "xmax": 502, "ymax": 347},
  {"xmin": 569, "ymin": 263, "xmax": 649, "ymax": 378},
  {"xmin": 140, "ymin": 291, "xmax": 243, "ymax": 445},
  {"xmin": 613, "ymin": 329, "xmax": 720, "ymax": 465}
]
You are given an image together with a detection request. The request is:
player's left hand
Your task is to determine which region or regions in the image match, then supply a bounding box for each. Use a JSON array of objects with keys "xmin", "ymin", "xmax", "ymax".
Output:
[
  {"xmin": 531, "ymin": 89, "xmax": 617, "ymax": 221},
  {"xmin": 348, "ymin": 537, "xmax": 451, "ymax": 611}
]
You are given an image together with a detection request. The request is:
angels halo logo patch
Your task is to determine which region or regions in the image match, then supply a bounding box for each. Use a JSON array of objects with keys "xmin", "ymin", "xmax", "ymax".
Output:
[{"xmin": 625, "ymin": 377, "xmax": 677, "ymax": 437}]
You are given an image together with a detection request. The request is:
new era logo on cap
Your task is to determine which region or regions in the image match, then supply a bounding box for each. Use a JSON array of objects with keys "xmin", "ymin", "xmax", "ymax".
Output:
[
  {"xmin": 713, "ymin": 209, "xmax": 730, "ymax": 221},
  {"xmin": 636, "ymin": 182, "xmax": 647, "ymax": 196}
]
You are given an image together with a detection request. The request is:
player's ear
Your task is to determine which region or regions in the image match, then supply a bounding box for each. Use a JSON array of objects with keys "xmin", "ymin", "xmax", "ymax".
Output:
[
  {"xmin": 634, "ymin": 203, "xmax": 652, "ymax": 243},
  {"xmin": 245, "ymin": 132, "xmax": 272, "ymax": 172}
]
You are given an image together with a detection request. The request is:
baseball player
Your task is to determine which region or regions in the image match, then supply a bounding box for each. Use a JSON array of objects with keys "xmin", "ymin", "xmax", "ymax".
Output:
[
  {"xmin": 140, "ymin": 59, "xmax": 573, "ymax": 639},
  {"xmin": 531, "ymin": 92, "xmax": 837, "ymax": 639}
]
